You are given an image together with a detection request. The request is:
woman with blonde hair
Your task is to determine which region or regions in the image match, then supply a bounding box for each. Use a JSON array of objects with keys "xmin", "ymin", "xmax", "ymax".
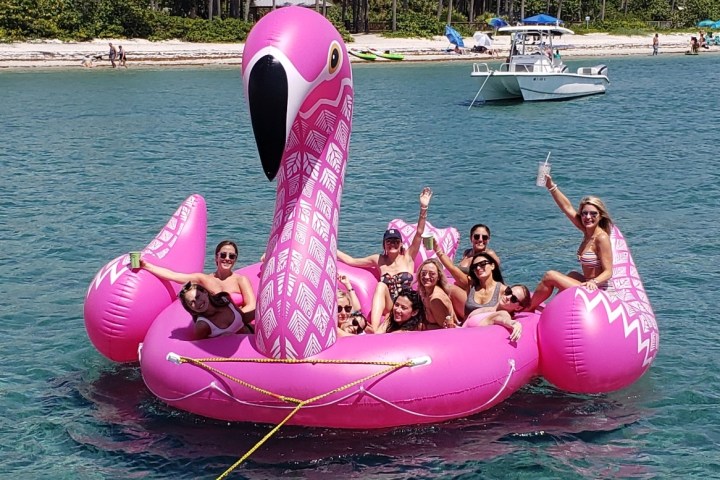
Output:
[
  {"xmin": 415, "ymin": 258, "xmax": 465, "ymax": 328},
  {"xmin": 526, "ymin": 173, "xmax": 614, "ymax": 312}
]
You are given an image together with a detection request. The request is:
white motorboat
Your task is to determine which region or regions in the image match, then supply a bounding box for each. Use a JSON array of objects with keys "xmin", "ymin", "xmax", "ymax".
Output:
[{"xmin": 469, "ymin": 25, "xmax": 609, "ymax": 104}]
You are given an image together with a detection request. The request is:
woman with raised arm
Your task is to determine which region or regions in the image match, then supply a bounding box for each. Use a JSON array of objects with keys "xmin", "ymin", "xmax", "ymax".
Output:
[
  {"xmin": 140, "ymin": 240, "xmax": 256, "ymax": 322},
  {"xmin": 525, "ymin": 172, "xmax": 614, "ymax": 312},
  {"xmin": 415, "ymin": 258, "xmax": 466, "ymax": 329},
  {"xmin": 337, "ymin": 187, "xmax": 432, "ymax": 332}
]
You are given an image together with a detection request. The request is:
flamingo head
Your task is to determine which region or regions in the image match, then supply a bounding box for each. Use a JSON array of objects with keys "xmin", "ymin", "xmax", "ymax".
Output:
[{"xmin": 242, "ymin": 7, "xmax": 352, "ymax": 181}]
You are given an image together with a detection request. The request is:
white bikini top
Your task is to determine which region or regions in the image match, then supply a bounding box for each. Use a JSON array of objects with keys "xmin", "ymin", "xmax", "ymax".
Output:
[{"xmin": 196, "ymin": 303, "xmax": 246, "ymax": 337}]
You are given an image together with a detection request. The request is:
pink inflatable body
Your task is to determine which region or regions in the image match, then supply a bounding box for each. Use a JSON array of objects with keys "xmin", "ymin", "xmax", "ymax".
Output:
[{"xmin": 83, "ymin": 8, "xmax": 658, "ymax": 428}]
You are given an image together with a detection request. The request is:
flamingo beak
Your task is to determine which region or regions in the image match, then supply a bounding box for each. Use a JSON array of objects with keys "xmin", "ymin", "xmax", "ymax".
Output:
[{"xmin": 247, "ymin": 54, "xmax": 288, "ymax": 181}]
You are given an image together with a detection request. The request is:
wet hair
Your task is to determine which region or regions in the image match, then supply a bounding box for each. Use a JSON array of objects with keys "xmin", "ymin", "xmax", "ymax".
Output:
[
  {"xmin": 385, "ymin": 288, "xmax": 425, "ymax": 333},
  {"xmin": 576, "ymin": 196, "xmax": 613, "ymax": 234},
  {"xmin": 178, "ymin": 282, "xmax": 231, "ymax": 322},
  {"xmin": 467, "ymin": 252, "xmax": 504, "ymax": 287},
  {"xmin": 215, "ymin": 240, "xmax": 238, "ymax": 256},
  {"xmin": 470, "ymin": 223, "xmax": 491, "ymax": 238},
  {"xmin": 416, "ymin": 258, "xmax": 451, "ymax": 301}
]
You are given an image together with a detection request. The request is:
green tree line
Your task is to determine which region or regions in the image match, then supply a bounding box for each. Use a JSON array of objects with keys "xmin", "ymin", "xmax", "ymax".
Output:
[{"xmin": 0, "ymin": 0, "xmax": 717, "ymax": 42}]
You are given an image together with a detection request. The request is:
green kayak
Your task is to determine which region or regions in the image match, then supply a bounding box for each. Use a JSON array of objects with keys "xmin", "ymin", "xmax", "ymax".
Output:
[
  {"xmin": 369, "ymin": 49, "xmax": 404, "ymax": 61},
  {"xmin": 349, "ymin": 49, "xmax": 377, "ymax": 61}
]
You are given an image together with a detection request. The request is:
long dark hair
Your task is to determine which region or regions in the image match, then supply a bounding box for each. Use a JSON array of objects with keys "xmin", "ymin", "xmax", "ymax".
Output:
[
  {"xmin": 215, "ymin": 240, "xmax": 238, "ymax": 256},
  {"xmin": 178, "ymin": 282, "xmax": 231, "ymax": 322},
  {"xmin": 385, "ymin": 288, "xmax": 425, "ymax": 333},
  {"xmin": 467, "ymin": 252, "xmax": 504, "ymax": 287}
]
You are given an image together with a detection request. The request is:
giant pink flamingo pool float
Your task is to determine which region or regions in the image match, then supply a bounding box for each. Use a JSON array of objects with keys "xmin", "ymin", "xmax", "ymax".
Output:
[{"xmin": 84, "ymin": 8, "xmax": 659, "ymax": 429}]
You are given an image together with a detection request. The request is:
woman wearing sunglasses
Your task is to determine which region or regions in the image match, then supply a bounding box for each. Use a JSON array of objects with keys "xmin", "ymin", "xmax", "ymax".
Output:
[
  {"xmin": 456, "ymin": 224, "xmax": 501, "ymax": 274},
  {"xmin": 139, "ymin": 240, "xmax": 256, "ymax": 321},
  {"xmin": 177, "ymin": 282, "xmax": 254, "ymax": 338},
  {"xmin": 415, "ymin": 258, "xmax": 465, "ymax": 329},
  {"xmin": 336, "ymin": 274, "xmax": 365, "ymax": 336},
  {"xmin": 525, "ymin": 173, "xmax": 614, "ymax": 312},
  {"xmin": 337, "ymin": 187, "xmax": 432, "ymax": 333}
]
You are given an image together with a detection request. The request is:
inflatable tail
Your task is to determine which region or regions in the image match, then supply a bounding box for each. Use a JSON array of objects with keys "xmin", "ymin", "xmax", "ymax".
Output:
[{"xmin": 84, "ymin": 194, "xmax": 207, "ymax": 362}]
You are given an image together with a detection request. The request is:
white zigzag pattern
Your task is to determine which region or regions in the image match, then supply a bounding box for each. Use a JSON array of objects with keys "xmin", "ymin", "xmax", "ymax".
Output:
[
  {"xmin": 294, "ymin": 221, "xmax": 308, "ymax": 247},
  {"xmin": 301, "ymin": 258, "xmax": 322, "ymax": 288},
  {"xmin": 301, "ymin": 177, "xmax": 317, "ymax": 200},
  {"xmin": 270, "ymin": 336, "xmax": 283, "ymax": 359},
  {"xmin": 308, "ymin": 236, "xmax": 327, "ymax": 265},
  {"xmin": 574, "ymin": 289, "xmax": 655, "ymax": 367},
  {"xmin": 260, "ymin": 308, "xmax": 278, "ymax": 339},
  {"xmin": 280, "ymin": 218, "xmax": 294, "ymax": 243},
  {"xmin": 315, "ymin": 109, "xmax": 337, "ymax": 133},
  {"xmin": 295, "ymin": 282, "xmax": 318, "ymax": 318},
  {"xmin": 305, "ymin": 129, "xmax": 326, "ymax": 155},
  {"xmin": 303, "ymin": 333, "xmax": 322, "ymax": 358},
  {"xmin": 335, "ymin": 119, "xmax": 350, "ymax": 151},
  {"xmin": 314, "ymin": 305, "xmax": 331, "ymax": 337},
  {"xmin": 288, "ymin": 308, "xmax": 310, "ymax": 343},
  {"xmin": 297, "ymin": 198, "xmax": 312, "ymax": 224},
  {"xmin": 315, "ymin": 188, "xmax": 333, "ymax": 219},
  {"xmin": 327, "ymin": 140, "xmax": 344, "ymax": 173},
  {"xmin": 312, "ymin": 211, "xmax": 331, "ymax": 241}
]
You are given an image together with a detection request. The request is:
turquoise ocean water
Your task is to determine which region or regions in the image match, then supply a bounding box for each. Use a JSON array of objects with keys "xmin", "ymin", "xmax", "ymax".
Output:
[{"xmin": 2, "ymin": 53, "xmax": 720, "ymax": 479}]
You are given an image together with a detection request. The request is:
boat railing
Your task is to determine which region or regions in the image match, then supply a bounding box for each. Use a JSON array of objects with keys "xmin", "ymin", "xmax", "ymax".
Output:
[{"xmin": 472, "ymin": 63, "xmax": 492, "ymax": 74}]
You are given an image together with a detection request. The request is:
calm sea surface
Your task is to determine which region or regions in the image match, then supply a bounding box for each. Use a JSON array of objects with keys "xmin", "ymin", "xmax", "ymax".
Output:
[{"xmin": 2, "ymin": 53, "xmax": 720, "ymax": 479}]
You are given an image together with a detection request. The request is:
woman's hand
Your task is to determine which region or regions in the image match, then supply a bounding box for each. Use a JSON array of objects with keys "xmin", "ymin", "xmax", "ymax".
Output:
[
  {"xmin": 337, "ymin": 273, "xmax": 352, "ymax": 289},
  {"xmin": 419, "ymin": 187, "xmax": 433, "ymax": 209},
  {"xmin": 583, "ymin": 278, "xmax": 598, "ymax": 291},
  {"xmin": 544, "ymin": 172, "xmax": 555, "ymax": 189},
  {"xmin": 509, "ymin": 320, "xmax": 522, "ymax": 342}
]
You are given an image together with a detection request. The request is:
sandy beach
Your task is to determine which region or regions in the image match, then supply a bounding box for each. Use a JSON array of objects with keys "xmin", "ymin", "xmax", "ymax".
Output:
[{"xmin": 0, "ymin": 32, "xmax": 710, "ymax": 68}]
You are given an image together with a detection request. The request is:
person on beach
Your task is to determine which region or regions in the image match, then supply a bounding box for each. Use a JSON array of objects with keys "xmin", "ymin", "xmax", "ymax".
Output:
[
  {"xmin": 117, "ymin": 45, "xmax": 127, "ymax": 67},
  {"xmin": 652, "ymin": 34, "xmax": 659, "ymax": 55},
  {"xmin": 177, "ymin": 282, "xmax": 254, "ymax": 338},
  {"xmin": 415, "ymin": 258, "xmax": 466, "ymax": 329},
  {"xmin": 108, "ymin": 43, "xmax": 117, "ymax": 68},
  {"xmin": 337, "ymin": 187, "xmax": 432, "ymax": 332},
  {"xmin": 377, "ymin": 288, "xmax": 426, "ymax": 333},
  {"xmin": 525, "ymin": 173, "xmax": 614, "ymax": 312},
  {"xmin": 139, "ymin": 240, "xmax": 256, "ymax": 321}
]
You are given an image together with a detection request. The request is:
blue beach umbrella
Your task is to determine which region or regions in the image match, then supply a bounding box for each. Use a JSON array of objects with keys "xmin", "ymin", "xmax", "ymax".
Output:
[
  {"xmin": 523, "ymin": 13, "xmax": 564, "ymax": 25},
  {"xmin": 697, "ymin": 20, "xmax": 714, "ymax": 27},
  {"xmin": 712, "ymin": 20, "xmax": 720, "ymax": 29},
  {"xmin": 445, "ymin": 25, "xmax": 465, "ymax": 47},
  {"xmin": 488, "ymin": 17, "xmax": 508, "ymax": 28}
]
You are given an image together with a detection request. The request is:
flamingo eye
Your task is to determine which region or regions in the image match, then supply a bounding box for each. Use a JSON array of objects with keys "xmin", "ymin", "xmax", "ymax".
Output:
[{"xmin": 328, "ymin": 42, "xmax": 341, "ymax": 74}]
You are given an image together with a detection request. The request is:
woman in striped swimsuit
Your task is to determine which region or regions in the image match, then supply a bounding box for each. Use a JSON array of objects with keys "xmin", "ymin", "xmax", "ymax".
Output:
[{"xmin": 526, "ymin": 172, "xmax": 614, "ymax": 312}]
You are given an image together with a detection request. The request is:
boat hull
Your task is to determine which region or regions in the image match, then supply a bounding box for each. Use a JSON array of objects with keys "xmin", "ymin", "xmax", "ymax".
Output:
[{"xmin": 471, "ymin": 72, "xmax": 608, "ymax": 102}]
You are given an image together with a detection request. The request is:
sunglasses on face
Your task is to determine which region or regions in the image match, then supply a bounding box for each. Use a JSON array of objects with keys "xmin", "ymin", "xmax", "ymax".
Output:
[
  {"xmin": 385, "ymin": 239, "xmax": 401, "ymax": 245},
  {"xmin": 473, "ymin": 233, "xmax": 490, "ymax": 242},
  {"xmin": 504, "ymin": 286, "xmax": 520, "ymax": 304},
  {"xmin": 472, "ymin": 260, "xmax": 492, "ymax": 270},
  {"xmin": 580, "ymin": 211, "xmax": 599, "ymax": 218},
  {"xmin": 420, "ymin": 270, "xmax": 437, "ymax": 278},
  {"xmin": 337, "ymin": 305, "xmax": 353, "ymax": 313},
  {"xmin": 218, "ymin": 252, "xmax": 237, "ymax": 260}
]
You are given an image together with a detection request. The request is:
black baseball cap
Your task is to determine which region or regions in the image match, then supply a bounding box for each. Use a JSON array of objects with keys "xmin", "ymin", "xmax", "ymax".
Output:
[{"xmin": 383, "ymin": 229, "xmax": 402, "ymax": 241}]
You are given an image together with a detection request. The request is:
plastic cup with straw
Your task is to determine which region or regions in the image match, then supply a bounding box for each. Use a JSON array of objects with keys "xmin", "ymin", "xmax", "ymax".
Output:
[{"xmin": 536, "ymin": 152, "xmax": 551, "ymax": 187}]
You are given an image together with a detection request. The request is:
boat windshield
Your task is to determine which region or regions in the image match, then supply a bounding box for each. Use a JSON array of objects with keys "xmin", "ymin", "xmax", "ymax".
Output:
[{"xmin": 510, "ymin": 31, "xmax": 555, "ymax": 56}]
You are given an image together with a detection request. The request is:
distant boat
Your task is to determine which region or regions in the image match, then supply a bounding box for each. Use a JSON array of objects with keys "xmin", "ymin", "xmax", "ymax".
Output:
[
  {"xmin": 349, "ymin": 49, "xmax": 377, "ymax": 61},
  {"xmin": 469, "ymin": 25, "xmax": 609, "ymax": 104},
  {"xmin": 368, "ymin": 49, "xmax": 404, "ymax": 61}
]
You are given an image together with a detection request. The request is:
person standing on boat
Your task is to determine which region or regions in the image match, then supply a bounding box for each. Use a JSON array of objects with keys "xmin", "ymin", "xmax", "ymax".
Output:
[
  {"xmin": 525, "ymin": 173, "xmax": 614, "ymax": 312},
  {"xmin": 139, "ymin": 240, "xmax": 257, "ymax": 321},
  {"xmin": 652, "ymin": 34, "xmax": 659, "ymax": 55},
  {"xmin": 337, "ymin": 187, "xmax": 432, "ymax": 333}
]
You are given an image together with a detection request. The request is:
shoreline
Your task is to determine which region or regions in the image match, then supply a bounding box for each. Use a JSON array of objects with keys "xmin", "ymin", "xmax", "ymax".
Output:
[{"xmin": 0, "ymin": 32, "xmax": 714, "ymax": 69}]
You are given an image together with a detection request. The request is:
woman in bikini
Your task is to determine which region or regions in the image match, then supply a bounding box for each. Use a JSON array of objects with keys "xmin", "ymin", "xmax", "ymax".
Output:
[
  {"xmin": 177, "ymin": 282, "xmax": 254, "ymax": 339},
  {"xmin": 337, "ymin": 187, "xmax": 432, "ymax": 332},
  {"xmin": 525, "ymin": 172, "xmax": 614, "ymax": 312},
  {"xmin": 139, "ymin": 240, "xmax": 256, "ymax": 322},
  {"xmin": 415, "ymin": 258, "xmax": 466, "ymax": 329}
]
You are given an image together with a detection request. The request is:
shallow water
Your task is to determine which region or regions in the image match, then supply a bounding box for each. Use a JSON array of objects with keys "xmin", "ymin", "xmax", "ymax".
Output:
[{"xmin": 2, "ymin": 53, "xmax": 719, "ymax": 478}]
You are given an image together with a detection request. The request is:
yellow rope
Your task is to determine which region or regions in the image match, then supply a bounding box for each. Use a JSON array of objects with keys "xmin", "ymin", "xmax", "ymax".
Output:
[{"xmin": 172, "ymin": 355, "xmax": 414, "ymax": 480}]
